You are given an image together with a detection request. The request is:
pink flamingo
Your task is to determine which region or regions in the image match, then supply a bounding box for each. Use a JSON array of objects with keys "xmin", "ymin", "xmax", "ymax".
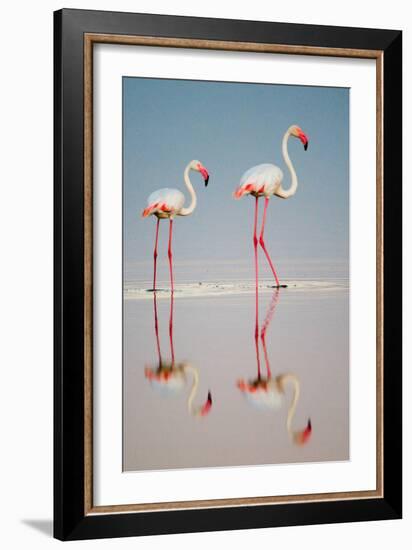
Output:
[
  {"xmin": 234, "ymin": 125, "xmax": 309, "ymax": 289},
  {"xmin": 237, "ymin": 288, "xmax": 312, "ymax": 446},
  {"xmin": 144, "ymin": 292, "xmax": 212, "ymax": 418},
  {"xmin": 142, "ymin": 160, "xmax": 210, "ymax": 291}
]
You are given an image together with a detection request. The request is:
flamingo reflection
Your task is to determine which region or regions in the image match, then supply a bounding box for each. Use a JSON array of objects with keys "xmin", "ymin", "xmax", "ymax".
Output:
[
  {"xmin": 144, "ymin": 292, "xmax": 212, "ymax": 417},
  {"xmin": 237, "ymin": 289, "xmax": 312, "ymax": 446}
]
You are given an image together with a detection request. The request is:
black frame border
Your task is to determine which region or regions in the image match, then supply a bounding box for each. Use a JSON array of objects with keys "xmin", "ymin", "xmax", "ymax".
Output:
[{"xmin": 54, "ymin": 8, "xmax": 402, "ymax": 541}]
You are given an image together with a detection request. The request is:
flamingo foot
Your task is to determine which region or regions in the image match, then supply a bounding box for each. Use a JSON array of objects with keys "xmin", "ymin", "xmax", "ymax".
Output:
[{"xmin": 146, "ymin": 288, "xmax": 169, "ymax": 293}]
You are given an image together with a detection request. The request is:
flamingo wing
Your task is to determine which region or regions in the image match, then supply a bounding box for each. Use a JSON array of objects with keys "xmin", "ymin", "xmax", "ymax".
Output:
[
  {"xmin": 143, "ymin": 188, "xmax": 185, "ymax": 217},
  {"xmin": 234, "ymin": 163, "xmax": 283, "ymax": 198}
]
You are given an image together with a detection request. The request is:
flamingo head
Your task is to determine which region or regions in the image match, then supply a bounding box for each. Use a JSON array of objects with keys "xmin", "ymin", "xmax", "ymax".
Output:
[
  {"xmin": 200, "ymin": 390, "xmax": 213, "ymax": 416},
  {"xmin": 293, "ymin": 418, "xmax": 313, "ymax": 446},
  {"xmin": 191, "ymin": 160, "xmax": 210, "ymax": 186},
  {"xmin": 191, "ymin": 390, "xmax": 213, "ymax": 417},
  {"xmin": 289, "ymin": 125, "xmax": 309, "ymax": 151}
]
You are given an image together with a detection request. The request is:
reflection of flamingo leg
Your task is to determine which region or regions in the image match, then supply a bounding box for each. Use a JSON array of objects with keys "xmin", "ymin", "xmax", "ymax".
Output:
[
  {"xmin": 153, "ymin": 292, "xmax": 162, "ymax": 364},
  {"xmin": 169, "ymin": 291, "xmax": 175, "ymax": 366},
  {"xmin": 260, "ymin": 289, "xmax": 280, "ymax": 379},
  {"xmin": 261, "ymin": 332, "xmax": 271, "ymax": 379},
  {"xmin": 152, "ymin": 218, "xmax": 160, "ymax": 291},
  {"xmin": 168, "ymin": 220, "xmax": 174, "ymax": 293},
  {"xmin": 259, "ymin": 197, "xmax": 280, "ymax": 287},
  {"xmin": 255, "ymin": 312, "xmax": 261, "ymax": 380}
]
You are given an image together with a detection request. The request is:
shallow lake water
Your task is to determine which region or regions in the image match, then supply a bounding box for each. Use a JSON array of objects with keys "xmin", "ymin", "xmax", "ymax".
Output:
[{"xmin": 123, "ymin": 280, "xmax": 349, "ymax": 472}]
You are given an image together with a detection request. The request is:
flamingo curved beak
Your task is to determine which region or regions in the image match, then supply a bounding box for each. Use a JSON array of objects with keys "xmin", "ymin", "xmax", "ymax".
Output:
[
  {"xmin": 293, "ymin": 418, "xmax": 312, "ymax": 446},
  {"xmin": 199, "ymin": 166, "xmax": 210, "ymax": 186},
  {"xmin": 199, "ymin": 391, "xmax": 213, "ymax": 416},
  {"xmin": 298, "ymin": 130, "xmax": 309, "ymax": 151}
]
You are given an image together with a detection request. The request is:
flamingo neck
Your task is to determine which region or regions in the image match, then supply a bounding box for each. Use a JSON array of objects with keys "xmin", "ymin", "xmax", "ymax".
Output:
[
  {"xmin": 276, "ymin": 374, "xmax": 300, "ymax": 434},
  {"xmin": 179, "ymin": 164, "xmax": 197, "ymax": 216},
  {"xmin": 184, "ymin": 365, "xmax": 200, "ymax": 415},
  {"xmin": 277, "ymin": 129, "xmax": 298, "ymax": 199}
]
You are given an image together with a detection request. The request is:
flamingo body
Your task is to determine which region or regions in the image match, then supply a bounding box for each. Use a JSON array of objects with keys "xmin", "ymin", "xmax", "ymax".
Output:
[
  {"xmin": 234, "ymin": 164, "xmax": 283, "ymax": 198},
  {"xmin": 149, "ymin": 375, "xmax": 186, "ymax": 396},
  {"xmin": 237, "ymin": 379, "xmax": 283, "ymax": 410},
  {"xmin": 143, "ymin": 188, "xmax": 185, "ymax": 219},
  {"xmin": 145, "ymin": 365, "xmax": 187, "ymax": 395},
  {"xmin": 145, "ymin": 364, "xmax": 212, "ymax": 416}
]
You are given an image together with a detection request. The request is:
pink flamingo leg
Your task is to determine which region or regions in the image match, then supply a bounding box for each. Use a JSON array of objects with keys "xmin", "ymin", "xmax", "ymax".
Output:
[
  {"xmin": 260, "ymin": 289, "xmax": 280, "ymax": 379},
  {"xmin": 261, "ymin": 334, "xmax": 271, "ymax": 379},
  {"xmin": 255, "ymin": 297, "xmax": 262, "ymax": 380},
  {"xmin": 259, "ymin": 197, "xmax": 280, "ymax": 287},
  {"xmin": 253, "ymin": 197, "xmax": 261, "ymax": 379},
  {"xmin": 152, "ymin": 218, "xmax": 160, "ymax": 291},
  {"xmin": 169, "ymin": 291, "xmax": 175, "ymax": 366},
  {"xmin": 168, "ymin": 219, "xmax": 174, "ymax": 292},
  {"xmin": 253, "ymin": 197, "xmax": 259, "ymax": 315},
  {"xmin": 153, "ymin": 292, "xmax": 162, "ymax": 365}
]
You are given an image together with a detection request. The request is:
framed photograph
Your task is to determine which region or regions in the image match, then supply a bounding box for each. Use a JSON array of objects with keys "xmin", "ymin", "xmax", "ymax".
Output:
[{"xmin": 54, "ymin": 8, "xmax": 402, "ymax": 541}]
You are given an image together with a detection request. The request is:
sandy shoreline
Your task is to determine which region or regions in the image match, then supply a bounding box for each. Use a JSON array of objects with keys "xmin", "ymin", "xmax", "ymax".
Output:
[{"xmin": 124, "ymin": 279, "xmax": 349, "ymax": 300}]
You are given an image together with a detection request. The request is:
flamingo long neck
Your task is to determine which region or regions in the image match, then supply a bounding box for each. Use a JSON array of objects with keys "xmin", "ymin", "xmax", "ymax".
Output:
[
  {"xmin": 276, "ymin": 130, "xmax": 298, "ymax": 199},
  {"xmin": 184, "ymin": 365, "xmax": 200, "ymax": 415},
  {"xmin": 277, "ymin": 374, "xmax": 300, "ymax": 434},
  {"xmin": 179, "ymin": 164, "xmax": 197, "ymax": 216}
]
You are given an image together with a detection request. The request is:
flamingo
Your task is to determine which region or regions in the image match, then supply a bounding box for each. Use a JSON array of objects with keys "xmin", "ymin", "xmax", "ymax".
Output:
[
  {"xmin": 145, "ymin": 362, "xmax": 212, "ymax": 418},
  {"xmin": 142, "ymin": 160, "xmax": 210, "ymax": 292},
  {"xmin": 236, "ymin": 288, "xmax": 312, "ymax": 446},
  {"xmin": 144, "ymin": 292, "xmax": 212, "ymax": 418},
  {"xmin": 233, "ymin": 125, "xmax": 309, "ymax": 289}
]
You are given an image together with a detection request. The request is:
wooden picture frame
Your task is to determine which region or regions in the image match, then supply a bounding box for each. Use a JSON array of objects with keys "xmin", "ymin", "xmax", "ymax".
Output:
[{"xmin": 54, "ymin": 8, "xmax": 402, "ymax": 540}]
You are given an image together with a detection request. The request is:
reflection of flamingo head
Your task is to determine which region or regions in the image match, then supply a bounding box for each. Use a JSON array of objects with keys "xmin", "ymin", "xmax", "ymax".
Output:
[
  {"xmin": 236, "ymin": 378, "xmax": 283, "ymax": 410},
  {"xmin": 197, "ymin": 390, "xmax": 213, "ymax": 417},
  {"xmin": 292, "ymin": 418, "xmax": 313, "ymax": 446}
]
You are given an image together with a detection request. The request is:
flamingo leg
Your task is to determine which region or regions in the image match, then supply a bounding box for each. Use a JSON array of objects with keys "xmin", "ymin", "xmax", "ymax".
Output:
[
  {"xmin": 259, "ymin": 197, "xmax": 280, "ymax": 287},
  {"xmin": 253, "ymin": 196, "xmax": 259, "ymax": 312},
  {"xmin": 168, "ymin": 219, "xmax": 174, "ymax": 292},
  {"xmin": 252, "ymin": 197, "xmax": 261, "ymax": 379},
  {"xmin": 169, "ymin": 291, "xmax": 175, "ymax": 366},
  {"xmin": 153, "ymin": 292, "xmax": 162, "ymax": 365},
  {"xmin": 152, "ymin": 218, "xmax": 160, "ymax": 291},
  {"xmin": 255, "ymin": 302, "xmax": 261, "ymax": 380},
  {"xmin": 260, "ymin": 289, "xmax": 280, "ymax": 379},
  {"xmin": 261, "ymin": 331, "xmax": 271, "ymax": 380}
]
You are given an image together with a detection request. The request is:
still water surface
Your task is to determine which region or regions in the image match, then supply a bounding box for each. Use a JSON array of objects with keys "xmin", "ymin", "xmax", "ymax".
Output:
[{"xmin": 123, "ymin": 281, "xmax": 349, "ymax": 471}]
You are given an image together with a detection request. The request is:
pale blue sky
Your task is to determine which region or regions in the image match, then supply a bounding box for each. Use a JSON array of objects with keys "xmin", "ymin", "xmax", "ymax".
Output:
[{"xmin": 123, "ymin": 77, "xmax": 349, "ymax": 280}]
